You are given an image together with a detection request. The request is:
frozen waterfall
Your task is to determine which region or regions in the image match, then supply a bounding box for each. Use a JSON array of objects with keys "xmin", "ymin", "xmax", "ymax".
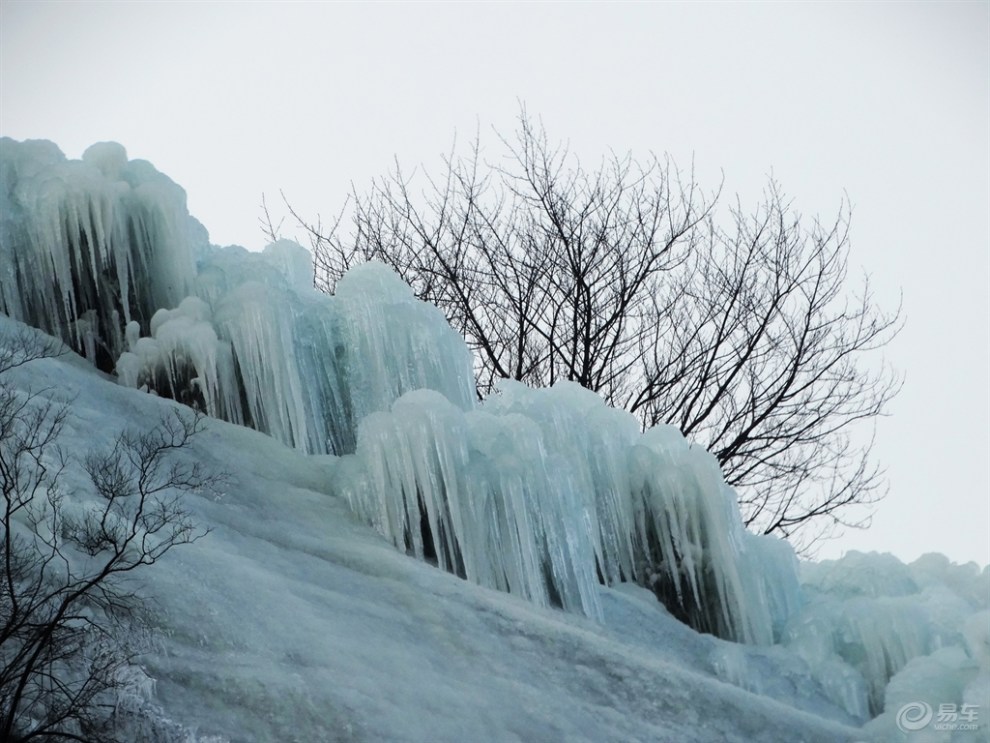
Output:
[{"xmin": 2, "ymin": 138, "xmax": 986, "ymax": 739}]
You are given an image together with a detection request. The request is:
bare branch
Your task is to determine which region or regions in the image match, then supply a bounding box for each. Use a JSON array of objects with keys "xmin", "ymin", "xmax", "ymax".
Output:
[
  {"xmin": 1, "ymin": 338, "xmax": 222, "ymax": 742},
  {"xmin": 283, "ymin": 109, "xmax": 902, "ymax": 553}
]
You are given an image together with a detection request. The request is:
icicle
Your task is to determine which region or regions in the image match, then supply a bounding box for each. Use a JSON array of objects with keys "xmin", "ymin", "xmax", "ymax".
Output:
[
  {"xmin": 4, "ymin": 137, "xmax": 827, "ymax": 656},
  {"xmin": 0, "ymin": 138, "xmax": 202, "ymax": 367},
  {"xmin": 262, "ymin": 239, "xmax": 315, "ymax": 291},
  {"xmin": 344, "ymin": 389, "xmax": 604, "ymax": 619},
  {"xmin": 784, "ymin": 552, "xmax": 989, "ymax": 720},
  {"xmin": 342, "ymin": 379, "xmax": 802, "ymax": 631},
  {"xmin": 334, "ymin": 262, "xmax": 477, "ymax": 425}
]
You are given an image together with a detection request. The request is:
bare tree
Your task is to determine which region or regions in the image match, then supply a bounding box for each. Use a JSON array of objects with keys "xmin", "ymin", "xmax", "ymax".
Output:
[
  {"xmin": 259, "ymin": 193, "xmax": 286, "ymax": 245},
  {"xmin": 633, "ymin": 187, "xmax": 902, "ymax": 548},
  {"xmin": 288, "ymin": 111, "xmax": 902, "ymax": 551},
  {"xmin": 1, "ymin": 328, "xmax": 222, "ymax": 742}
]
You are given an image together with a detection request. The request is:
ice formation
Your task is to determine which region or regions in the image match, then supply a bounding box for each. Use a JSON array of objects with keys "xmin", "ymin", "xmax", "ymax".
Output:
[
  {"xmin": 0, "ymin": 138, "xmax": 207, "ymax": 369},
  {"xmin": 338, "ymin": 381, "xmax": 804, "ymax": 641},
  {"xmin": 360, "ymin": 381, "xmax": 797, "ymax": 639},
  {"xmin": 785, "ymin": 552, "xmax": 990, "ymax": 728},
  {"xmin": 2, "ymin": 138, "xmax": 987, "ymax": 738},
  {"xmin": 115, "ymin": 241, "xmax": 474, "ymax": 454}
]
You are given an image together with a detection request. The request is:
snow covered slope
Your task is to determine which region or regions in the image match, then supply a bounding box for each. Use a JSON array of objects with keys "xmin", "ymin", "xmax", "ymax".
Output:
[{"xmin": 1, "ymin": 320, "xmax": 863, "ymax": 742}]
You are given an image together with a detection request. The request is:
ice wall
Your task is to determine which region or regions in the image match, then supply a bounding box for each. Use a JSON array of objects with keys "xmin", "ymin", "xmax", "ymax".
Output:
[
  {"xmin": 784, "ymin": 552, "xmax": 990, "ymax": 723},
  {"xmin": 1, "ymin": 139, "xmax": 802, "ymax": 645},
  {"xmin": 119, "ymin": 245, "xmax": 475, "ymax": 455},
  {"xmin": 0, "ymin": 138, "xmax": 207, "ymax": 368},
  {"xmin": 338, "ymin": 380, "xmax": 802, "ymax": 643}
]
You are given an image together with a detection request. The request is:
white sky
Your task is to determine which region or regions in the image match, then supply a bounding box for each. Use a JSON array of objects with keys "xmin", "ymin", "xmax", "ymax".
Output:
[{"xmin": 1, "ymin": 1, "xmax": 987, "ymax": 566}]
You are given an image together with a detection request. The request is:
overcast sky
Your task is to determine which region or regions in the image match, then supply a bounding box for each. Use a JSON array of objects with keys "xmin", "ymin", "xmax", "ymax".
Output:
[{"xmin": 2, "ymin": 1, "xmax": 987, "ymax": 566}]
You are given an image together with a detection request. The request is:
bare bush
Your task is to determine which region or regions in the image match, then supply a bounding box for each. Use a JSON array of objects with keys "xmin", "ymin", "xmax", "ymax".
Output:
[{"xmin": 1, "ymin": 328, "xmax": 223, "ymax": 742}]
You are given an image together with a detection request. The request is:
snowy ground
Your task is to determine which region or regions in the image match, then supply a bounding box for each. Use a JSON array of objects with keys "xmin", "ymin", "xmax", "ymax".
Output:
[{"xmin": 4, "ymin": 319, "xmax": 868, "ymax": 743}]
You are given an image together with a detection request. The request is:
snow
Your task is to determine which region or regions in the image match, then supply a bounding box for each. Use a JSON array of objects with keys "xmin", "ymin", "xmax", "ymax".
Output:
[{"xmin": 2, "ymin": 138, "xmax": 988, "ymax": 741}]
